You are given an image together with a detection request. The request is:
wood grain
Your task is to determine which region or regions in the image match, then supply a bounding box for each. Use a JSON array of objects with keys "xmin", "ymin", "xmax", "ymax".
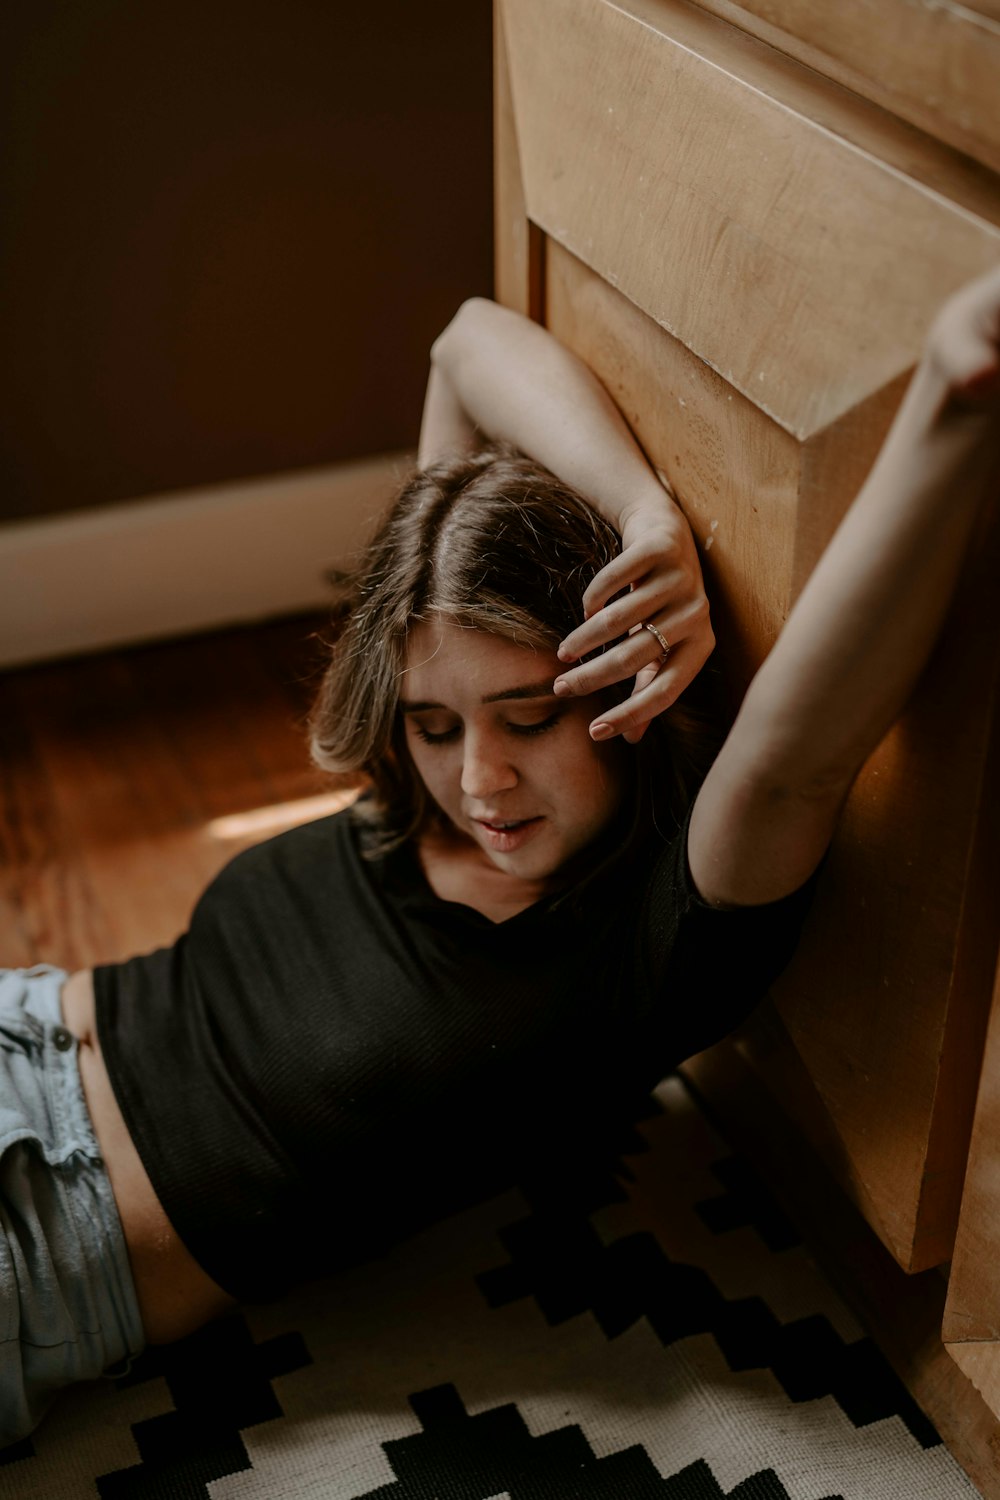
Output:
[
  {"xmin": 636, "ymin": 0, "xmax": 1000, "ymax": 231},
  {"xmin": 695, "ymin": 0, "xmax": 1000, "ymax": 175},
  {"xmin": 949, "ymin": 1344, "xmax": 1000, "ymax": 1431},
  {"xmin": 0, "ymin": 616, "xmax": 353, "ymax": 972},
  {"xmin": 502, "ymin": 0, "xmax": 1000, "ymax": 439},
  {"xmin": 768, "ymin": 483, "xmax": 1000, "ymax": 1271},
  {"xmin": 542, "ymin": 239, "xmax": 1000, "ymax": 1273},
  {"xmin": 493, "ymin": 0, "xmax": 543, "ymax": 318},
  {"xmin": 944, "ymin": 949, "xmax": 1000, "ymax": 1418}
]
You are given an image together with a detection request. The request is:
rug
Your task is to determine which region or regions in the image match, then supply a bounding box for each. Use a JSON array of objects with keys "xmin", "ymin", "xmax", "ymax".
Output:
[{"xmin": 0, "ymin": 1076, "xmax": 980, "ymax": 1499}]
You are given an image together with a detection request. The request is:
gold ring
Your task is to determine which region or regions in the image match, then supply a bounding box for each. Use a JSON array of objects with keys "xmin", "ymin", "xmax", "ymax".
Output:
[{"xmin": 642, "ymin": 621, "xmax": 671, "ymax": 660}]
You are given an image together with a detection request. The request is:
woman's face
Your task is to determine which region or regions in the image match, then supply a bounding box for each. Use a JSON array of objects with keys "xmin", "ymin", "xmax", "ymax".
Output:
[{"xmin": 401, "ymin": 620, "xmax": 627, "ymax": 884}]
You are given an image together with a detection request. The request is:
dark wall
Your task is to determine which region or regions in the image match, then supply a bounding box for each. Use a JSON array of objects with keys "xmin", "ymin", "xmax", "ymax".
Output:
[{"xmin": 1, "ymin": 2, "xmax": 493, "ymax": 521}]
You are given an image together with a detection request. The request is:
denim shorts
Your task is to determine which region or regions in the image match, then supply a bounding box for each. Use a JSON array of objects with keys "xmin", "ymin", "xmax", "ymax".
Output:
[{"xmin": 0, "ymin": 965, "xmax": 145, "ymax": 1448}]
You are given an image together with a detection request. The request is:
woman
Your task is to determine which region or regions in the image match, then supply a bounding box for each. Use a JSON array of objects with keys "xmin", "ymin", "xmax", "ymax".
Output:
[{"xmin": 3, "ymin": 266, "xmax": 998, "ymax": 1445}]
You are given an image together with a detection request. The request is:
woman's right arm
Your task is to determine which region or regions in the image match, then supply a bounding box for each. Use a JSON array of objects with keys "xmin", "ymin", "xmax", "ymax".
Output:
[
  {"xmin": 417, "ymin": 360, "xmax": 480, "ymax": 468},
  {"xmin": 421, "ymin": 298, "xmax": 669, "ymax": 527},
  {"xmin": 423, "ymin": 297, "xmax": 714, "ymax": 739}
]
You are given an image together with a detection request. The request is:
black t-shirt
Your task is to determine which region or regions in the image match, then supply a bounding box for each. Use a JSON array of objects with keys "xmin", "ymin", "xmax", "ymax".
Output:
[{"xmin": 93, "ymin": 801, "xmax": 815, "ymax": 1301}]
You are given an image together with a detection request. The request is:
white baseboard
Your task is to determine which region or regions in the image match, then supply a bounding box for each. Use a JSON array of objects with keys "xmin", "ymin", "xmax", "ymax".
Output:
[{"xmin": 0, "ymin": 453, "xmax": 412, "ymax": 669}]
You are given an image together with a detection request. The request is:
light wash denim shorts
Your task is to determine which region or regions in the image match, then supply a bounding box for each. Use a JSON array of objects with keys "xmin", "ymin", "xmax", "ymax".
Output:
[{"xmin": 0, "ymin": 965, "xmax": 145, "ymax": 1448}]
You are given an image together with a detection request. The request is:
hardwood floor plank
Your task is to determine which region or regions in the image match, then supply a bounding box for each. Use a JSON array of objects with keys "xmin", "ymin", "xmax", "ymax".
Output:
[
  {"xmin": 0, "ymin": 675, "xmax": 72, "ymax": 966},
  {"xmin": 0, "ymin": 614, "xmax": 349, "ymax": 971}
]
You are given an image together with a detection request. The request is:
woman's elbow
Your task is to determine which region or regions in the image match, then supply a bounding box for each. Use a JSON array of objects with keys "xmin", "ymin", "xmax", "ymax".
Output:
[{"xmin": 431, "ymin": 297, "xmax": 496, "ymax": 366}]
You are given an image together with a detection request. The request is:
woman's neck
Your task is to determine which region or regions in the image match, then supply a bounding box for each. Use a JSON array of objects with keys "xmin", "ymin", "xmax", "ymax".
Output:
[{"xmin": 416, "ymin": 827, "xmax": 552, "ymax": 923}]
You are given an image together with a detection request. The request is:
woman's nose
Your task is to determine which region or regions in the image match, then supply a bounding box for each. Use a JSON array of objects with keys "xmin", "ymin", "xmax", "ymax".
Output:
[{"xmin": 460, "ymin": 733, "xmax": 518, "ymax": 799}]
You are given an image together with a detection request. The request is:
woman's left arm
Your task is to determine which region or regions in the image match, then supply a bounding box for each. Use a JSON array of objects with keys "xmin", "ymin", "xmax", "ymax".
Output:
[{"xmin": 679, "ymin": 265, "xmax": 1000, "ymax": 908}]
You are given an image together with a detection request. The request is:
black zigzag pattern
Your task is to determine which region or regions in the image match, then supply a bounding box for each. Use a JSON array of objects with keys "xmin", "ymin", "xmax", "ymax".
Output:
[
  {"xmin": 94, "ymin": 1314, "xmax": 310, "ymax": 1499},
  {"xmin": 519, "ymin": 1100, "xmax": 664, "ymax": 1216},
  {"xmin": 695, "ymin": 1154, "xmax": 801, "ymax": 1254},
  {"xmin": 0, "ymin": 1436, "xmax": 34, "ymax": 1467},
  {"xmin": 355, "ymin": 1382, "xmax": 845, "ymax": 1499},
  {"xmin": 478, "ymin": 1188, "xmax": 939, "ymax": 1449}
]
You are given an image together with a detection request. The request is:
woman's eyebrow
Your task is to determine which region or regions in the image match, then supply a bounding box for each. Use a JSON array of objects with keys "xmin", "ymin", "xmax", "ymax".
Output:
[
  {"xmin": 399, "ymin": 682, "xmax": 557, "ymax": 713},
  {"xmin": 483, "ymin": 683, "xmax": 559, "ymax": 704}
]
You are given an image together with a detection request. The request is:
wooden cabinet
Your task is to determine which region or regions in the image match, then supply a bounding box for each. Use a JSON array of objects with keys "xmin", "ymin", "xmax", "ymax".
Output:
[
  {"xmin": 945, "ymin": 958, "xmax": 1000, "ymax": 1416},
  {"xmin": 495, "ymin": 0, "xmax": 1000, "ymax": 1486}
]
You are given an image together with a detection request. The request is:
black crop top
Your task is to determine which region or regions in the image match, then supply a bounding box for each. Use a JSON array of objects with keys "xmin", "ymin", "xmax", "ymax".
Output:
[{"xmin": 93, "ymin": 802, "xmax": 815, "ymax": 1301}]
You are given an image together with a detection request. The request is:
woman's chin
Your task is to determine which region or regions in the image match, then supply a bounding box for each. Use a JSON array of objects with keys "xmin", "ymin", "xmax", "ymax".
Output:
[{"xmin": 479, "ymin": 830, "xmax": 582, "ymax": 890}]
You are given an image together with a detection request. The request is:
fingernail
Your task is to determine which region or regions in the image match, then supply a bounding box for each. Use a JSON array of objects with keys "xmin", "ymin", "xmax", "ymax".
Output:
[
  {"xmin": 557, "ymin": 645, "xmax": 575, "ymax": 662},
  {"xmin": 590, "ymin": 722, "xmax": 613, "ymax": 741},
  {"xmin": 553, "ymin": 678, "xmax": 571, "ymax": 697}
]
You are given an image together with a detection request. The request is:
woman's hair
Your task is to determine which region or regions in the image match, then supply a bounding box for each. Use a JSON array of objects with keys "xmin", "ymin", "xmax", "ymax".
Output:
[{"xmin": 308, "ymin": 444, "xmax": 719, "ymax": 854}]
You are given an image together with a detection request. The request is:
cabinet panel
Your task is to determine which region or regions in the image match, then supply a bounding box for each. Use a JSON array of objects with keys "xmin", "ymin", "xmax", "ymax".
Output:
[
  {"xmin": 542, "ymin": 242, "xmax": 1000, "ymax": 1270},
  {"xmin": 945, "ymin": 950, "xmax": 1000, "ymax": 1419},
  {"xmin": 498, "ymin": 0, "xmax": 1000, "ymax": 1274},
  {"xmin": 493, "ymin": 0, "xmax": 540, "ymax": 318},
  {"xmin": 503, "ymin": 0, "xmax": 1000, "ymax": 442},
  {"xmin": 695, "ymin": 0, "xmax": 1000, "ymax": 174}
]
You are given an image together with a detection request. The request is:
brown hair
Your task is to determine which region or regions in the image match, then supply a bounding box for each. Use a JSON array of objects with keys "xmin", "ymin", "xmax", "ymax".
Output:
[{"xmin": 308, "ymin": 445, "xmax": 718, "ymax": 853}]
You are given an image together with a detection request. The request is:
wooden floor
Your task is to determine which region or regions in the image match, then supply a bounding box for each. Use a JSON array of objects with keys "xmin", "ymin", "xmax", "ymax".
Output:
[{"xmin": 0, "ymin": 614, "xmax": 357, "ymax": 972}]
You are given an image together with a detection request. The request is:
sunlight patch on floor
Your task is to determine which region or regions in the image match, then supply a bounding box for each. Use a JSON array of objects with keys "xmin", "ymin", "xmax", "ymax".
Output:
[{"xmin": 207, "ymin": 787, "xmax": 361, "ymax": 840}]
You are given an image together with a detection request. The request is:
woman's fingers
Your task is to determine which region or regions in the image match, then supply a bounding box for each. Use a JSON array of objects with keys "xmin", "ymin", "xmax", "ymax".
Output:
[
  {"xmin": 556, "ymin": 597, "xmax": 711, "ymax": 694},
  {"xmin": 585, "ymin": 641, "xmax": 700, "ymax": 742},
  {"xmin": 560, "ymin": 573, "xmax": 707, "ymax": 663},
  {"xmin": 554, "ymin": 499, "xmax": 713, "ymax": 737},
  {"xmin": 620, "ymin": 661, "xmax": 664, "ymax": 743},
  {"xmin": 559, "ymin": 575, "xmax": 687, "ymax": 661},
  {"xmin": 928, "ymin": 264, "xmax": 1000, "ymax": 404},
  {"xmin": 555, "ymin": 625, "xmax": 671, "ymax": 698},
  {"xmin": 553, "ymin": 617, "xmax": 713, "ymax": 742},
  {"xmin": 561, "ymin": 531, "xmax": 707, "ymax": 663},
  {"xmin": 581, "ymin": 527, "xmax": 685, "ymax": 614}
]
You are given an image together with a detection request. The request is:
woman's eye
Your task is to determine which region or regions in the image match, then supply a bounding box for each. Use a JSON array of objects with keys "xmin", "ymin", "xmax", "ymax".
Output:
[
  {"xmin": 412, "ymin": 723, "xmax": 460, "ymax": 746},
  {"xmin": 509, "ymin": 711, "xmax": 564, "ymax": 737},
  {"xmin": 410, "ymin": 711, "xmax": 563, "ymax": 745}
]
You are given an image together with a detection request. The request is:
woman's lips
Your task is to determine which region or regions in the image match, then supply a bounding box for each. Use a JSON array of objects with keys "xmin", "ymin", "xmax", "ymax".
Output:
[{"xmin": 474, "ymin": 816, "xmax": 544, "ymax": 853}]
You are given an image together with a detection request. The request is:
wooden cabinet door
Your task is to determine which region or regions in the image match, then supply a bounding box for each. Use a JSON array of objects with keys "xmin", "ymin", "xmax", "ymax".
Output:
[
  {"xmin": 495, "ymin": 0, "xmax": 1000, "ymax": 1276},
  {"xmin": 945, "ymin": 951, "xmax": 1000, "ymax": 1415}
]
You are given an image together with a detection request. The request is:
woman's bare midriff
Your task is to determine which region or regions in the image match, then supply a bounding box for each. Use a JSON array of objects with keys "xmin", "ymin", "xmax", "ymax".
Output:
[{"xmin": 61, "ymin": 969, "xmax": 237, "ymax": 1345}]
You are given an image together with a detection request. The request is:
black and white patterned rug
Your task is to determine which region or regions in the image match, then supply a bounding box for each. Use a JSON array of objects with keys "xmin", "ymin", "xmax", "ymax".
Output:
[{"xmin": 0, "ymin": 1077, "xmax": 980, "ymax": 1499}]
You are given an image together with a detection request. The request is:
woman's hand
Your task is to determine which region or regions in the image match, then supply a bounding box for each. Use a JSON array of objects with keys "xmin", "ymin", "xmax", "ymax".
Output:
[
  {"xmin": 925, "ymin": 262, "xmax": 1000, "ymax": 408},
  {"xmin": 553, "ymin": 492, "xmax": 714, "ymax": 744}
]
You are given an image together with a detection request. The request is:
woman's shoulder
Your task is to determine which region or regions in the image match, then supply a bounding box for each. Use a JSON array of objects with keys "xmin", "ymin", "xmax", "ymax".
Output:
[{"xmin": 197, "ymin": 801, "xmax": 366, "ymax": 905}]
